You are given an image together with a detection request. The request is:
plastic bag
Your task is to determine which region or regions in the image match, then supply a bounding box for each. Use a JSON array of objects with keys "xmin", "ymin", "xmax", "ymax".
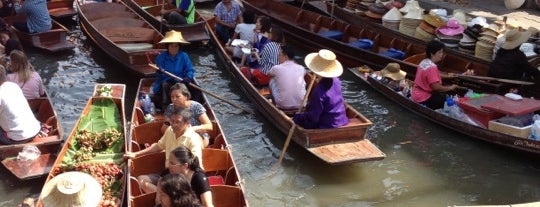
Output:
[
  {"xmin": 530, "ymin": 120, "xmax": 540, "ymax": 141},
  {"xmin": 17, "ymin": 145, "xmax": 41, "ymax": 161}
]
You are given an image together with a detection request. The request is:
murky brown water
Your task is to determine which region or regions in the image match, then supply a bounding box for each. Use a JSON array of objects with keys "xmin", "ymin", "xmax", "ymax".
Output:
[{"xmin": 1, "ymin": 6, "xmax": 540, "ymax": 207}]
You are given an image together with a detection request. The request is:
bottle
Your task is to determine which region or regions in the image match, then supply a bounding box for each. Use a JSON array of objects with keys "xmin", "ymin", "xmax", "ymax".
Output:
[
  {"xmin": 465, "ymin": 89, "xmax": 474, "ymax": 98},
  {"xmin": 149, "ymin": 102, "xmax": 156, "ymax": 115},
  {"xmin": 443, "ymin": 96, "xmax": 453, "ymax": 116},
  {"xmin": 142, "ymin": 94, "xmax": 151, "ymax": 114}
]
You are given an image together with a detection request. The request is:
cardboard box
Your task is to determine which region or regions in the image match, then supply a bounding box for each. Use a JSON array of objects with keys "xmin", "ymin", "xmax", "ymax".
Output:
[{"xmin": 488, "ymin": 120, "xmax": 532, "ymax": 138}]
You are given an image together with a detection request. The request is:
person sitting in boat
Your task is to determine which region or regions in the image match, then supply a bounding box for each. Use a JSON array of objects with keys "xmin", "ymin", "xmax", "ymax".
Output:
[
  {"xmin": 160, "ymin": 0, "xmax": 195, "ymax": 25},
  {"xmin": 237, "ymin": 15, "xmax": 271, "ymax": 68},
  {"xmin": 293, "ymin": 49, "xmax": 349, "ymax": 129},
  {"xmin": 213, "ymin": 0, "xmax": 242, "ymax": 44},
  {"xmin": 225, "ymin": 10, "xmax": 256, "ymax": 59},
  {"xmin": 379, "ymin": 62, "xmax": 407, "ymax": 92},
  {"xmin": 12, "ymin": 0, "xmax": 52, "ymax": 33},
  {"xmin": 488, "ymin": 29, "xmax": 540, "ymax": 84},
  {"xmin": 0, "ymin": 65, "xmax": 41, "ymax": 145},
  {"xmin": 7, "ymin": 50, "xmax": 44, "ymax": 99},
  {"xmin": 162, "ymin": 83, "xmax": 212, "ymax": 148},
  {"xmin": 268, "ymin": 45, "xmax": 306, "ymax": 110},
  {"xmin": 0, "ymin": 30, "xmax": 22, "ymax": 68},
  {"xmin": 153, "ymin": 30, "xmax": 202, "ymax": 111},
  {"xmin": 241, "ymin": 25, "xmax": 284, "ymax": 86},
  {"xmin": 124, "ymin": 108, "xmax": 203, "ymax": 194},
  {"xmin": 156, "ymin": 173, "xmax": 203, "ymax": 207},
  {"xmin": 0, "ymin": 0, "xmax": 14, "ymax": 18},
  {"xmin": 411, "ymin": 40, "xmax": 458, "ymax": 110},
  {"xmin": 162, "ymin": 146, "xmax": 213, "ymax": 207}
]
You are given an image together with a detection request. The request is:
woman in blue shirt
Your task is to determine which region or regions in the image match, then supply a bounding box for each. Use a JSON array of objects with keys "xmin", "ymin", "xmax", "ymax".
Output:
[{"xmin": 154, "ymin": 30, "xmax": 201, "ymax": 110}]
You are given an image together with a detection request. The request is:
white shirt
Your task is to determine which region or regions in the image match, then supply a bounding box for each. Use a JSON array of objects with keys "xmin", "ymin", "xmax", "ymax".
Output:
[
  {"xmin": 234, "ymin": 23, "xmax": 256, "ymax": 43},
  {"xmin": 0, "ymin": 81, "xmax": 40, "ymax": 140},
  {"xmin": 268, "ymin": 60, "xmax": 307, "ymax": 109}
]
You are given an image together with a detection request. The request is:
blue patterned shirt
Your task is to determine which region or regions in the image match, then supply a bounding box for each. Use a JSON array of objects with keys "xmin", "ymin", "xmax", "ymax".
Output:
[
  {"xmin": 14, "ymin": 0, "xmax": 52, "ymax": 33},
  {"xmin": 213, "ymin": 1, "xmax": 242, "ymax": 25},
  {"xmin": 153, "ymin": 51, "xmax": 194, "ymax": 93}
]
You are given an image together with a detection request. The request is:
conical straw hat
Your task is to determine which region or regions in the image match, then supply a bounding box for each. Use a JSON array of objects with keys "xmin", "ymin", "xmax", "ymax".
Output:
[
  {"xmin": 504, "ymin": 0, "xmax": 526, "ymax": 10},
  {"xmin": 41, "ymin": 171, "xmax": 103, "ymax": 207},
  {"xmin": 400, "ymin": 0, "xmax": 420, "ymax": 13},
  {"xmin": 159, "ymin": 30, "xmax": 190, "ymax": 44},
  {"xmin": 304, "ymin": 49, "xmax": 343, "ymax": 78},
  {"xmin": 383, "ymin": 7, "xmax": 403, "ymax": 21}
]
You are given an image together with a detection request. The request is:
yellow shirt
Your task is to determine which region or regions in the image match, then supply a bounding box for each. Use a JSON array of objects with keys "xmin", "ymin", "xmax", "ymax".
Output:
[{"xmin": 157, "ymin": 127, "xmax": 203, "ymax": 167}]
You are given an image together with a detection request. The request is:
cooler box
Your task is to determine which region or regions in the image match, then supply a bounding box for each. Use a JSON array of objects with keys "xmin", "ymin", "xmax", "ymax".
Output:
[
  {"xmin": 488, "ymin": 119, "xmax": 532, "ymax": 138},
  {"xmin": 459, "ymin": 96, "xmax": 505, "ymax": 128}
]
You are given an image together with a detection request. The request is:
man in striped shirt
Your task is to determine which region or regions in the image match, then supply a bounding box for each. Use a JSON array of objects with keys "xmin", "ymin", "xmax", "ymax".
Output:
[{"xmin": 13, "ymin": 0, "xmax": 51, "ymax": 33}]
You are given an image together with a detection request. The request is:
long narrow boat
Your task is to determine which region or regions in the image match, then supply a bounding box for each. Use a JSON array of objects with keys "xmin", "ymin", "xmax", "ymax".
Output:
[
  {"xmin": 0, "ymin": 94, "xmax": 63, "ymax": 180},
  {"xmin": 348, "ymin": 66, "xmax": 540, "ymax": 155},
  {"xmin": 4, "ymin": 15, "xmax": 75, "ymax": 52},
  {"xmin": 127, "ymin": 78, "xmax": 248, "ymax": 207},
  {"xmin": 241, "ymin": 0, "xmax": 539, "ymax": 99},
  {"xmin": 205, "ymin": 17, "xmax": 385, "ymax": 165},
  {"xmin": 122, "ymin": 0, "xmax": 210, "ymax": 42},
  {"xmin": 76, "ymin": 1, "xmax": 166, "ymax": 77},
  {"xmin": 36, "ymin": 83, "xmax": 127, "ymax": 207},
  {"xmin": 47, "ymin": 0, "xmax": 77, "ymax": 20}
]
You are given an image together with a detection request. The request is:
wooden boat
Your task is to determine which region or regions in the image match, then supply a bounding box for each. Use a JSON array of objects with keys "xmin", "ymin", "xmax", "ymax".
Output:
[
  {"xmin": 349, "ymin": 66, "xmax": 540, "ymax": 155},
  {"xmin": 0, "ymin": 95, "xmax": 63, "ymax": 180},
  {"xmin": 36, "ymin": 83, "xmax": 127, "ymax": 207},
  {"xmin": 127, "ymin": 78, "xmax": 248, "ymax": 207},
  {"xmin": 122, "ymin": 0, "xmax": 210, "ymax": 42},
  {"xmin": 452, "ymin": 201, "xmax": 540, "ymax": 207},
  {"xmin": 4, "ymin": 15, "xmax": 75, "ymax": 52},
  {"xmin": 47, "ymin": 0, "xmax": 77, "ymax": 19},
  {"xmin": 205, "ymin": 17, "xmax": 385, "ymax": 165},
  {"xmin": 241, "ymin": 0, "xmax": 539, "ymax": 99},
  {"xmin": 76, "ymin": 1, "xmax": 167, "ymax": 77}
]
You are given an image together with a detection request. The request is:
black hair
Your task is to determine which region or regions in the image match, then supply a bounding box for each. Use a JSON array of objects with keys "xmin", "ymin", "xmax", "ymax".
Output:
[
  {"xmin": 257, "ymin": 16, "xmax": 272, "ymax": 34},
  {"xmin": 280, "ymin": 45, "xmax": 295, "ymax": 59},
  {"xmin": 170, "ymin": 146, "xmax": 204, "ymax": 173},
  {"xmin": 270, "ymin": 25, "xmax": 284, "ymax": 43},
  {"xmin": 158, "ymin": 174, "xmax": 201, "ymax": 207},
  {"xmin": 242, "ymin": 10, "xmax": 255, "ymax": 24},
  {"xmin": 425, "ymin": 40, "xmax": 445, "ymax": 59}
]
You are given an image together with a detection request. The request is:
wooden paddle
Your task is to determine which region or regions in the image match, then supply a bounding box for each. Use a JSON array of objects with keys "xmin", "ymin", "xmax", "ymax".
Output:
[
  {"xmin": 452, "ymin": 74, "xmax": 535, "ymax": 85},
  {"xmin": 275, "ymin": 74, "xmax": 317, "ymax": 166},
  {"xmin": 148, "ymin": 63, "xmax": 254, "ymax": 114}
]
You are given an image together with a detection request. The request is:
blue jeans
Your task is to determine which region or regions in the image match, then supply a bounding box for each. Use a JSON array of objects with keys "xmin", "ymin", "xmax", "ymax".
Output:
[{"xmin": 215, "ymin": 24, "xmax": 234, "ymax": 44}]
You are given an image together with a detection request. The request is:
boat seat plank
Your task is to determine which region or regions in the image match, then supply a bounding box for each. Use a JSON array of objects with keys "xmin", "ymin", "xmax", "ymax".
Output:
[
  {"xmin": 84, "ymin": 10, "xmax": 138, "ymax": 21},
  {"xmin": 131, "ymin": 192, "xmax": 156, "ymax": 207},
  {"xmin": 211, "ymin": 185, "xmax": 245, "ymax": 207},
  {"xmin": 91, "ymin": 17, "xmax": 148, "ymax": 30},
  {"xmin": 131, "ymin": 121, "xmax": 164, "ymax": 150},
  {"xmin": 102, "ymin": 27, "xmax": 156, "ymax": 43},
  {"xmin": 130, "ymin": 152, "xmax": 165, "ymax": 177},
  {"xmin": 202, "ymin": 148, "xmax": 232, "ymax": 176},
  {"xmin": 308, "ymin": 139, "xmax": 385, "ymax": 164},
  {"xmin": 1, "ymin": 153, "xmax": 56, "ymax": 180},
  {"xmin": 118, "ymin": 43, "xmax": 154, "ymax": 52}
]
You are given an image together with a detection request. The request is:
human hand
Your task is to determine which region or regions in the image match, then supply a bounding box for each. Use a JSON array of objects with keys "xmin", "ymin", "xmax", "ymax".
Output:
[
  {"xmin": 124, "ymin": 152, "xmax": 136, "ymax": 159},
  {"xmin": 182, "ymin": 77, "xmax": 192, "ymax": 85}
]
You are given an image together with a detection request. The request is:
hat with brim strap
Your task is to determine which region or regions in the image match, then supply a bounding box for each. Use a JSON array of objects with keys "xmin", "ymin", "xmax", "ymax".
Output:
[
  {"xmin": 381, "ymin": 62, "xmax": 406, "ymax": 80},
  {"xmin": 304, "ymin": 49, "xmax": 343, "ymax": 78},
  {"xmin": 41, "ymin": 171, "xmax": 103, "ymax": 207},
  {"xmin": 504, "ymin": 0, "xmax": 526, "ymax": 9},
  {"xmin": 501, "ymin": 29, "xmax": 531, "ymax": 49},
  {"xmin": 159, "ymin": 30, "xmax": 190, "ymax": 44}
]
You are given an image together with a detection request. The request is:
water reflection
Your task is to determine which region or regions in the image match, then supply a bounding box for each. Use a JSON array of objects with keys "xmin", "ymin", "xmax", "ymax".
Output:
[{"xmin": 2, "ymin": 15, "xmax": 540, "ymax": 207}]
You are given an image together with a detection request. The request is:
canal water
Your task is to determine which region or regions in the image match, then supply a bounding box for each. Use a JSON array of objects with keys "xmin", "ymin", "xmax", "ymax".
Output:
[{"xmin": 1, "ymin": 11, "xmax": 540, "ymax": 207}]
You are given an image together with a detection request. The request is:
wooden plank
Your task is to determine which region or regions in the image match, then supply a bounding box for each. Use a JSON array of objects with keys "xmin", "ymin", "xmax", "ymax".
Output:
[
  {"xmin": 102, "ymin": 27, "xmax": 156, "ymax": 43},
  {"xmin": 1, "ymin": 153, "xmax": 56, "ymax": 180},
  {"xmin": 308, "ymin": 139, "xmax": 385, "ymax": 164}
]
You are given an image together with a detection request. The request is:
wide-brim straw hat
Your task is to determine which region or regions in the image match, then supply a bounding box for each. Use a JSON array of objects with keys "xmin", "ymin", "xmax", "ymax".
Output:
[
  {"xmin": 41, "ymin": 171, "xmax": 103, "ymax": 207},
  {"xmin": 437, "ymin": 19, "xmax": 465, "ymax": 36},
  {"xmin": 380, "ymin": 62, "xmax": 406, "ymax": 80},
  {"xmin": 504, "ymin": 0, "xmax": 526, "ymax": 10},
  {"xmin": 304, "ymin": 49, "xmax": 343, "ymax": 78},
  {"xmin": 501, "ymin": 29, "xmax": 531, "ymax": 49},
  {"xmin": 423, "ymin": 14, "xmax": 446, "ymax": 28},
  {"xmin": 159, "ymin": 30, "xmax": 189, "ymax": 44},
  {"xmin": 383, "ymin": 7, "xmax": 403, "ymax": 21}
]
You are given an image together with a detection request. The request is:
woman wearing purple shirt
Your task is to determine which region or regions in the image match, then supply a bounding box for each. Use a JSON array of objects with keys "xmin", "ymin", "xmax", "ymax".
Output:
[{"xmin": 293, "ymin": 49, "xmax": 349, "ymax": 129}]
